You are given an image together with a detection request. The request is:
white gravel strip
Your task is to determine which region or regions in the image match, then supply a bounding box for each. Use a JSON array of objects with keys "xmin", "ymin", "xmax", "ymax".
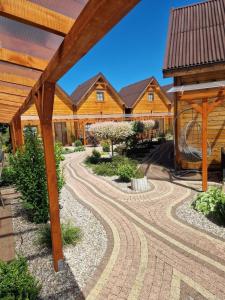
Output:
[
  {"xmin": 11, "ymin": 186, "xmax": 107, "ymax": 300},
  {"xmin": 176, "ymin": 198, "xmax": 225, "ymax": 240},
  {"xmin": 60, "ymin": 187, "xmax": 107, "ymax": 288}
]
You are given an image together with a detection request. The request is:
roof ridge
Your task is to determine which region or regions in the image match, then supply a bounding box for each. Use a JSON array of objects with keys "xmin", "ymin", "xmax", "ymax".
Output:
[{"xmin": 120, "ymin": 76, "xmax": 154, "ymax": 92}]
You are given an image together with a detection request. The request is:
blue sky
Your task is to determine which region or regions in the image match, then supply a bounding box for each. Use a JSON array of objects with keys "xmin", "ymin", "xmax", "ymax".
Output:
[{"xmin": 59, "ymin": 0, "xmax": 201, "ymax": 95}]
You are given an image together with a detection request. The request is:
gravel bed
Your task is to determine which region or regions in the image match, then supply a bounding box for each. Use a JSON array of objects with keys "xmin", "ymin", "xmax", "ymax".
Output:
[
  {"xmin": 176, "ymin": 197, "xmax": 225, "ymax": 240},
  {"xmin": 11, "ymin": 186, "xmax": 107, "ymax": 299}
]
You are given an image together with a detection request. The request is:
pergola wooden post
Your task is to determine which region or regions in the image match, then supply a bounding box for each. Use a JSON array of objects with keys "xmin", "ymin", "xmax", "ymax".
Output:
[
  {"xmin": 202, "ymin": 99, "xmax": 208, "ymax": 191},
  {"xmin": 11, "ymin": 115, "xmax": 23, "ymax": 152},
  {"xmin": 34, "ymin": 82, "xmax": 63, "ymax": 272},
  {"xmin": 177, "ymin": 87, "xmax": 225, "ymax": 192}
]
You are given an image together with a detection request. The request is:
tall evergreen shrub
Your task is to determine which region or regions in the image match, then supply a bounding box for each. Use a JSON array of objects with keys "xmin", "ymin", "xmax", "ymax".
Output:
[{"xmin": 10, "ymin": 127, "xmax": 64, "ymax": 223}]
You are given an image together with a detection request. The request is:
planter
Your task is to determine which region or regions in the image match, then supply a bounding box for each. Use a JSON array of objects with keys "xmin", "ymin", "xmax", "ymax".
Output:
[{"xmin": 131, "ymin": 176, "xmax": 149, "ymax": 192}]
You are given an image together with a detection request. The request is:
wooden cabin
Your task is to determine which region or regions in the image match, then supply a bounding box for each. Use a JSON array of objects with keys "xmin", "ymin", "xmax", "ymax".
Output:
[
  {"xmin": 119, "ymin": 77, "xmax": 173, "ymax": 133},
  {"xmin": 163, "ymin": 0, "xmax": 225, "ymax": 176},
  {"xmin": 70, "ymin": 73, "xmax": 125, "ymax": 143},
  {"xmin": 22, "ymin": 85, "xmax": 75, "ymax": 145}
]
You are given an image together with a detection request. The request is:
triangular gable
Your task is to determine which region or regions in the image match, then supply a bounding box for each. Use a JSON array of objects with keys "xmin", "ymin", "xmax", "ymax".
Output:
[
  {"xmin": 55, "ymin": 84, "xmax": 73, "ymax": 110},
  {"xmin": 120, "ymin": 77, "xmax": 171, "ymax": 109},
  {"xmin": 71, "ymin": 73, "xmax": 125, "ymax": 109}
]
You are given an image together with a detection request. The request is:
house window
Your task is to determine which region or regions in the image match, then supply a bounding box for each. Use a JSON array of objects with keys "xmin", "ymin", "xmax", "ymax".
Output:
[
  {"xmin": 148, "ymin": 92, "xmax": 154, "ymax": 102},
  {"xmin": 96, "ymin": 91, "xmax": 104, "ymax": 102}
]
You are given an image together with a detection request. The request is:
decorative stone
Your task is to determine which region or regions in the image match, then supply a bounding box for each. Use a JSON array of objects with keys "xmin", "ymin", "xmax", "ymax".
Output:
[{"xmin": 131, "ymin": 176, "xmax": 149, "ymax": 192}]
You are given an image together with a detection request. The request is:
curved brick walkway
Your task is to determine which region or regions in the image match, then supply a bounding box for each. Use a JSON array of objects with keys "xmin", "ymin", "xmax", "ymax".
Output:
[{"xmin": 63, "ymin": 151, "xmax": 225, "ymax": 300}]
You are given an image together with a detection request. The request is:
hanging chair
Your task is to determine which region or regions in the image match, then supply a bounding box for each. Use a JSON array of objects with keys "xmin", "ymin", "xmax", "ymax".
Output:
[{"xmin": 178, "ymin": 119, "xmax": 212, "ymax": 162}]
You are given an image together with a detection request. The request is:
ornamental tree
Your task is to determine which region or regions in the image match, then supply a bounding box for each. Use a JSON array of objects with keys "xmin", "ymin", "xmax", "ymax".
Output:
[{"xmin": 89, "ymin": 122, "xmax": 133, "ymax": 155}]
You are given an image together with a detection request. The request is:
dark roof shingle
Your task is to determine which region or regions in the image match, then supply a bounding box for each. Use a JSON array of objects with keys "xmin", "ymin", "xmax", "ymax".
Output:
[
  {"xmin": 70, "ymin": 73, "xmax": 102, "ymax": 105},
  {"xmin": 161, "ymin": 83, "xmax": 174, "ymax": 105},
  {"xmin": 119, "ymin": 77, "xmax": 154, "ymax": 108},
  {"xmin": 163, "ymin": 0, "xmax": 225, "ymax": 74}
]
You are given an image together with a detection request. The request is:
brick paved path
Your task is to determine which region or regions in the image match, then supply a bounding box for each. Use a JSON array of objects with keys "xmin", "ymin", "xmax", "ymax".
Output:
[{"xmin": 64, "ymin": 152, "xmax": 225, "ymax": 300}]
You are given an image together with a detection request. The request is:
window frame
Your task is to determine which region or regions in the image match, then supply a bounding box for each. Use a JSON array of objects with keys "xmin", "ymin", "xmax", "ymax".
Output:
[
  {"xmin": 147, "ymin": 92, "xmax": 154, "ymax": 102},
  {"xmin": 96, "ymin": 90, "xmax": 104, "ymax": 102}
]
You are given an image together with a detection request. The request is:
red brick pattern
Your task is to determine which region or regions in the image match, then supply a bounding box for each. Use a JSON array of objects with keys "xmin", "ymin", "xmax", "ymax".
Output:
[{"xmin": 64, "ymin": 152, "xmax": 225, "ymax": 299}]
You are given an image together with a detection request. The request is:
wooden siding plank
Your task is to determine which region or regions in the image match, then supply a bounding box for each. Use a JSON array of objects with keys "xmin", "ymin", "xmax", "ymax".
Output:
[{"xmin": 0, "ymin": 84, "xmax": 29, "ymax": 97}]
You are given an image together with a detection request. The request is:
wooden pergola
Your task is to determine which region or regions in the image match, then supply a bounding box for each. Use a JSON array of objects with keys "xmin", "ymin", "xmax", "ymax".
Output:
[
  {"xmin": 0, "ymin": 0, "xmax": 140, "ymax": 271},
  {"xmin": 172, "ymin": 83, "xmax": 225, "ymax": 192}
]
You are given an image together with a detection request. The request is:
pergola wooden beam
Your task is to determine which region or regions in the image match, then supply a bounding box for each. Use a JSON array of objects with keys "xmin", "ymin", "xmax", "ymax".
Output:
[
  {"xmin": 16, "ymin": 0, "xmax": 140, "ymax": 116},
  {"xmin": 0, "ymin": 48, "xmax": 48, "ymax": 71},
  {"xmin": 0, "ymin": 73, "xmax": 36, "ymax": 87},
  {"xmin": 0, "ymin": 0, "xmax": 75, "ymax": 36},
  {"xmin": 0, "ymin": 84, "xmax": 29, "ymax": 97}
]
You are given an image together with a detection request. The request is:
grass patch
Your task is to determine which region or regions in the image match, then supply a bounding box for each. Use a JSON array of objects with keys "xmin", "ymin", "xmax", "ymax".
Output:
[{"xmin": 36, "ymin": 222, "xmax": 82, "ymax": 248}]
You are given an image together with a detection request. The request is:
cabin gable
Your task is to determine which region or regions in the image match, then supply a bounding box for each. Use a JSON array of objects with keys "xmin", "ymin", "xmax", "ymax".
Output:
[
  {"xmin": 132, "ymin": 85, "xmax": 169, "ymax": 114},
  {"xmin": 76, "ymin": 81, "xmax": 124, "ymax": 115}
]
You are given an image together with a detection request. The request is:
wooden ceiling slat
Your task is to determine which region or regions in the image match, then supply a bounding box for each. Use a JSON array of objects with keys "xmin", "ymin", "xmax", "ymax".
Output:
[
  {"xmin": 0, "ymin": 84, "xmax": 29, "ymax": 96},
  {"xmin": 0, "ymin": 0, "xmax": 75, "ymax": 36},
  {"xmin": 0, "ymin": 99, "xmax": 23, "ymax": 107},
  {"xmin": 0, "ymin": 73, "xmax": 36, "ymax": 87},
  {"xmin": 0, "ymin": 93, "xmax": 25, "ymax": 103},
  {"xmin": 0, "ymin": 48, "xmax": 48, "ymax": 71},
  {"xmin": 17, "ymin": 0, "xmax": 140, "ymax": 116}
]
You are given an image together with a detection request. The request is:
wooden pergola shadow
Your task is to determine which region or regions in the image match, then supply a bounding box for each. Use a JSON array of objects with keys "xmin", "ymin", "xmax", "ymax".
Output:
[{"xmin": 0, "ymin": 0, "xmax": 140, "ymax": 272}]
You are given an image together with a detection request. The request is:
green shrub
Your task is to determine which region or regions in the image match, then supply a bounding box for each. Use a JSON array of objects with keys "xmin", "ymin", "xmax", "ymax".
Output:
[
  {"xmin": 1, "ymin": 166, "xmax": 15, "ymax": 186},
  {"xmin": 74, "ymin": 146, "xmax": 85, "ymax": 152},
  {"xmin": 9, "ymin": 127, "xmax": 64, "ymax": 224},
  {"xmin": 88, "ymin": 149, "xmax": 101, "ymax": 164},
  {"xmin": 117, "ymin": 164, "xmax": 136, "ymax": 182},
  {"xmin": 36, "ymin": 222, "xmax": 82, "ymax": 248},
  {"xmin": 74, "ymin": 139, "xmax": 82, "ymax": 147},
  {"xmin": 0, "ymin": 256, "xmax": 41, "ymax": 300},
  {"xmin": 134, "ymin": 168, "xmax": 145, "ymax": 179},
  {"xmin": 93, "ymin": 162, "xmax": 117, "ymax": 176},
  {"xmin": 112, "ymin": 155, "xmax": 137, "ymax": 168},
  {"xmin": 192, "ymin": 187, "xmax": 225, "ymax": 224},
  {"xmin": 62, "ymin": 147, "xmax": 74, "ymax": 155},
  {"xmin": 101, "ymin": 141, "xmax": 110, "ymax": 152}
]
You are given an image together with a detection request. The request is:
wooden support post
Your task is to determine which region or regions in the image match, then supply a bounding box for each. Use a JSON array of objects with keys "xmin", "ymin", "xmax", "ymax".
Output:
[
  {"xmin": 202, "ymin": 99, "xmax": 208, "ymax": 192},
  {"xmin": 34, "ymin": 82, "xmax": 63, "ymax": 272},
  {"xmin": 11, "ymin": 115, "xmax": 23, "ymax": 151},
  {"xmin": 83, "ymin": 123, "xmax": 86, "ymax": 146}
]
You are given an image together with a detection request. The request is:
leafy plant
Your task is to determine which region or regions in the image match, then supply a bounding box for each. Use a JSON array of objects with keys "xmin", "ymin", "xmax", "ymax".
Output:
[
  {"xmin": 101, "ymin": 141, "xmax": 110, "ymax": 153},
  {"xmin": 9, "ymin": 127, "xmax": 64, "ymax": 223},
  {"xmin": 1, "ymin": 166, "xmax": 15, "ymax": 186},
  {"xmin": 134, "ymin": 168, "xmax": 145, "ymax": 179},
  {"xmin": 93, "ymin": 162, "xmax": 117, "ymax": 176},
  {"xmin": 74, "ymin": 146, "xmax": 85, "ymax": 152},
  {"xmin": 36, "ymin": 222, "xmax": 82, "ymax": 248},
  {"xmin": 62, "ymin": 147, "xmax": 74, "ymax": 155},
  {"xmin": 192, "ymin": 187, "xmax": 225, "ymax": 225},
  {"xmin": 117, "ymin": 164, "xmax": 136, "ymax": 182},
  {"xmin": 87, "ymin": 149, "xmax": 101, "ymax": 164},
  {"xmin": 74, "ymin": 139, "xmax": 83, "ymax": 147},
  {"xmin": 0, "ymin": 256, "xmax": 41, "ymax": 300}
]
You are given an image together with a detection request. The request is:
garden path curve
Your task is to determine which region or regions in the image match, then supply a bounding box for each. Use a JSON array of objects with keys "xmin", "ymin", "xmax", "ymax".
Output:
[{"xmin": 64, "ymin": 151, "xmax": 225, "ymax": 300}]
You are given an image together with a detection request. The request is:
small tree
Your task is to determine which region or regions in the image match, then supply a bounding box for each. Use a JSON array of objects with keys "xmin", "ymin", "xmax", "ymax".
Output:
[
  {"xmin": 90, "ymin": 122, "xmax": 133, "ymax": 156},
  {"xmin": 10, "ymin": 127, "xmax": 64, "ymax": 223}
]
